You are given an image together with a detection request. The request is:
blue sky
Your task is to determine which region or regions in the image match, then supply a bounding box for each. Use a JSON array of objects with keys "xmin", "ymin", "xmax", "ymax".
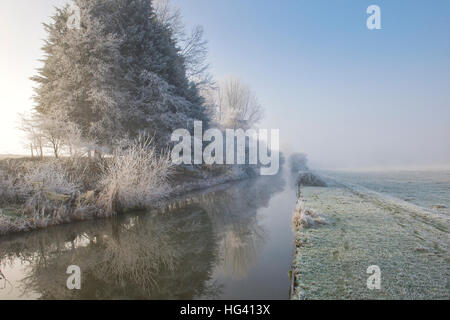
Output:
[
  {"xmin": 1, "ymin": 0, "xmax": 449, "ymax": 168},
  {"xmin": 174, "ymin": 0, "xmax": 450, "ymax": 168}
]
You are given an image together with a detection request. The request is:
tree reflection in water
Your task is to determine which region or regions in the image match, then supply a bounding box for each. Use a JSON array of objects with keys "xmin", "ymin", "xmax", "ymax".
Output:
[{"xmin": 0, "ymin": 173, "xmax": 285, "ymax": 299}]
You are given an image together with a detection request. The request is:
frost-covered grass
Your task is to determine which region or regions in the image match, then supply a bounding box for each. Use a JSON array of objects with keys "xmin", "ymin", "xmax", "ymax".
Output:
[
  {"xmin": 0, "ymin": 156, "xmax": 119, "ymax": 235},
  {"xmin": 23, "ymin": 160, "xmax": 80, "ymax": 195},
  {"xmin": 292, "ymin": 183, "xmax": 450, "ymax": 300},
  {"xmin": 0, "ymin": 159, "xmax": 100, "ymax": 236},
  {"xmin": 0, "ymin": 157, "xmax": 101, "ymax": 201}
]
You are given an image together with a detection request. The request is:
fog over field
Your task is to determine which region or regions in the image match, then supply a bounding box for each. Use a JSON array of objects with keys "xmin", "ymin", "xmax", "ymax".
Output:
[{"xmin": 1, "ymin": 0, "xmax": 449, "ymax": 169}]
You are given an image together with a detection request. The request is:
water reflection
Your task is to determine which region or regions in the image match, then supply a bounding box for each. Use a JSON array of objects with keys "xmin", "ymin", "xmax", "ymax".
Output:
[{"xmin": 0, "ymin": 173, "xmax": 286, "ymax": 300}]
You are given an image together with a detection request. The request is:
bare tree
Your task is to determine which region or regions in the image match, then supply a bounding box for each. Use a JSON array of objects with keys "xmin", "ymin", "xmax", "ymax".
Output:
[
  {"xmin": 61, "ymin": 122, "xmax": 92, "ymax": 158},
  {"xmin": 154, "ymin": 0, "xmax": 214, "ymax": 89},
  {"xmin": 38, "ymin": 112, "xmax": 67, "ymax": 159},
  {"xmin": 207, "ymin": 77, "xmax": 264, "ymax": 129},
  {"xmin": 19, "ymin": 113, "xmax": 44, "ymax": 159},
  {"xmin": 181, "ymin": 26, "xmax": 213, "ymax": 88},
  {"xmin": 153, "ymin": 0, "xmax": 184, "ymax": 40},
  {"xmin": 20, "ymin": 111, "xmax": 86, "ymax": 159}
]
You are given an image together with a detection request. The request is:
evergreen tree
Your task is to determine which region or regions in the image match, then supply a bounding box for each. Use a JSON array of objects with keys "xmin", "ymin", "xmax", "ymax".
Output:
[{"xmin": 32, "ymin": 0, "xmax": 209, "ymax": 151}]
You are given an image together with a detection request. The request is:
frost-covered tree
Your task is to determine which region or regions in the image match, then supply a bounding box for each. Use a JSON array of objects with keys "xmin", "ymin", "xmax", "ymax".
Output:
[
  {"xmin": 32, "ymin": 1, "xmax": 124, "ymax": 150},
  {"xmin": 154, "ymin": 0, "xmax": 214, "ymax": 90},
  {"xmin": 206, "ymin": 77, "xmax": 264, "ymax": 130},
  {"xmin": 21, "ymin": 110, "xmax": 83, "ymax": 158},
  {"xmin": 181, "ymin": 26, "xmax": 213, "ymax": 89},
  {"xmin": 20, "ymin": 113, "xmax": 44, "ymax": 159},
  {"xmin": 32, "ymin": 0, "xmax": 209, "ymax": 151},
  {"xmin": 99, "ymin": 0, "xmax": 210, "ymax": 145}
]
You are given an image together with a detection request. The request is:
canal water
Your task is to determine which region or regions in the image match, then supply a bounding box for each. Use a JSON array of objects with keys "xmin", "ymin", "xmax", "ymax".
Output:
[{"xmin": 0, "ymin": 170, "xmax": 297, "ymax": 300}]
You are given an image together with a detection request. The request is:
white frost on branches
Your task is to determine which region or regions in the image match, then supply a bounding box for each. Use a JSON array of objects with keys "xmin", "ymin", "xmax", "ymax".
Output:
[{"xmin": 205, "ymin": 77, "xmax": 264, "ymax": 130}]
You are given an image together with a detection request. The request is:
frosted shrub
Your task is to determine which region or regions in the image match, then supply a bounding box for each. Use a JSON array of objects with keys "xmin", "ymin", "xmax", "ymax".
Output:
[
  {"xmin": 0, "ymin": 170, "xmax": 19, "ymax": 204},
  {"xmin": 1, "ymin": 160, "xmax": 76, "ymax": 206},
  {"xmin": 98, "ymin": 135, "xmax": 173, "ymax": 213},
  {"xmin": 23, "ymin": 161, "xmax": 79, "ymax": 195},
  {"xmin": 292, "ymin": 200, "xmax": 327, "ymax": 231},
  {"xmin": 13, "ymin": 161, "xmax": 81, "ymax": 222}
]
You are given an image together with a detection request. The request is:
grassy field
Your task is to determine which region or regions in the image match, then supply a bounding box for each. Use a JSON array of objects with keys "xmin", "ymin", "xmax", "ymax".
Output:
[{"xmin": 292, "ymin": 183, "xmax": 449, "ymax": 300}]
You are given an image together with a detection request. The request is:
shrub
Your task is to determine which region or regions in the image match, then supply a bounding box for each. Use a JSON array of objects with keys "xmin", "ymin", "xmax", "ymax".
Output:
[
  {"xmin": 292, "ymin": 200, "xmax": 327, "ymax": 231},
  {"xmin": 22, "ymin": 161, "xmax": 80, "ymax": 195},
  {"xmin": 98, "ymin": 134, "xmax": 173, "ymax": 214},
  {"xmin": 0, "ymin": 171, "xmax": 19, "ymax": 205}
]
